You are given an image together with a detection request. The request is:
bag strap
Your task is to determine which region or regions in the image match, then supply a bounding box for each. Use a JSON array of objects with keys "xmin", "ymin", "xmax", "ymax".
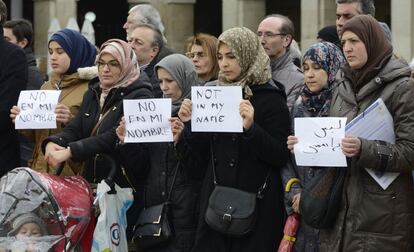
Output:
[
  {"xmin": 166, "ymin": 161, "xmax": 180, "ymax": 202},
  {"xmin": 209, "ymin": 136, "xmax": 271, "ymax": 199},
  {"xmin": 90, "ymin": 108, "xmax": 112, "ymax": 137}
]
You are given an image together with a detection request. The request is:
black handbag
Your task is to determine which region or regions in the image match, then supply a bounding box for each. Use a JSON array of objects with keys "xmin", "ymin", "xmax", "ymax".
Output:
[
  {"xmin": 205, "ymin": 138, "xmax": 270, "ymax": 237},
  {"xmin": 299, "ymin": 167, "xmax": 346, "ymax": 229},
  {"xmin": 132, "ymin": 162, "xmax": 180, "ymax": 251}
]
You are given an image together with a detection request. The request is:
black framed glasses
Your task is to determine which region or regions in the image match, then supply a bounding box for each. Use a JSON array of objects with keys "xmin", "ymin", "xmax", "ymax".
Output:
[{"xmin": 257, "ymin": 32, "xmax": 286, "ymax": 38}]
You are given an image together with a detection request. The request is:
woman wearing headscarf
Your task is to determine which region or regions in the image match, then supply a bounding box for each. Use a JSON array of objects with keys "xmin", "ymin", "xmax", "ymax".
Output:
[
  {"xmin": 281, "ymin": 42, "xmax": 346, "ymax": 252},
  {"xmin": 177, "ymin": 27, "xmax": 291, "ymax": 252},
  {"xmin": 318, "ymin": 15, "xmax": 414, "ymax": 252},
  {"xmin": 116, "ymin": 54, "xmax": 201, "ymax": 251},
  {"xmin": 10, "ymin": 28, "xmax": 97, "ymax": 175}
]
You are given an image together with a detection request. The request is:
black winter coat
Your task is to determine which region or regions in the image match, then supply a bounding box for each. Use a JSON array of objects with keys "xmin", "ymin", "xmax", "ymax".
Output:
[
  {"xmin": 144, "ymin": 46, "xmax": 174, "ymax": 98},
  {"xmin": 178, "ymin": 81, "xmax": 291, "ymax": 252},
  {"xmin": 0, "ymin": 27, "xmax": 28, "ymax": 176},
  {"xmin": 119, "ymin": 138, "xmax": 202, "ymax": 252},
  {"xmin": 42, "ymin": 77, "xmax": 153, "ymax": 184},
  {"xmin": 41, "ymin": 77, "xmax": 153, "ymax": 238}
]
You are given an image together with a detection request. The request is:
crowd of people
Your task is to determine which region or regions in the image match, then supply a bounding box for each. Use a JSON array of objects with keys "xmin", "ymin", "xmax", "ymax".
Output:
[{"xmin": 1, "ymin": 0, "xmax": 414, "ymax": 251}]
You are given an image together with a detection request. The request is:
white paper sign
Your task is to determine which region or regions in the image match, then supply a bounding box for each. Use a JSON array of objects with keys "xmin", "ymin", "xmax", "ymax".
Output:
[
  {"xmin": 15, "ymin": 90, "xmax": 61, "ymax": 129},
  {"xmin": 294, "ymin": 117, "xmax": 347, "ymax": 167},
  {"xmin": 346, "ymin": 98, "xmax": 399, "ymax": 190},
  {"xmin": 123, "ymin": 99, "xmax": 173, "ymax": 143},
  {"xmin": 191, "ymin": 86, "xmax": 243, "ymax": 132}
]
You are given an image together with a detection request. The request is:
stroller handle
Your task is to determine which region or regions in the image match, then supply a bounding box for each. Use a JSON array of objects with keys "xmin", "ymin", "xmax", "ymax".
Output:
[{"xmin": 54, "ymin": 154, "xmax": 118, "ymax": 194}]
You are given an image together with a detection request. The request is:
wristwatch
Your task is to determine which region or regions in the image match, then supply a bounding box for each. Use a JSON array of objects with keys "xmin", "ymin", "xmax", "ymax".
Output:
[{"xmin": 376, "ymin": 140, "xmax": 393, "ymax": 172}]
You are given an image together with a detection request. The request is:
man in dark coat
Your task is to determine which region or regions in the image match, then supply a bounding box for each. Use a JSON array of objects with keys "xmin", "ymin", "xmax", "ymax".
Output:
[
  {"xmin": 4, "ymin": 19, "xmax": 44, "ymax": 166},
  {"xmin": 0, "ymin": 0, "xmax": 28, "ymax": 176},
  {"xmin": 3, "ymin": 19, "xmax": 44, "ymax": 90},
  {"xmin": 124, "ymin": 4, "xmax": 174, "ymax": 98}
]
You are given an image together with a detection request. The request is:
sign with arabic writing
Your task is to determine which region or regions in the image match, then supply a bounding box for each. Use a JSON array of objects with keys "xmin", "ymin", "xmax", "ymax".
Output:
[{"xmin": 294, "ymin": 117, "xmax": 347, "ymax": 167}]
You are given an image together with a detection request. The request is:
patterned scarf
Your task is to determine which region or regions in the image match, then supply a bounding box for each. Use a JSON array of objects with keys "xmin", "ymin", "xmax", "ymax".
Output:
[
  {"xmin": 217, "ymin": 27, "xmax": 271, "ymax": 98},
  {"xmin": 293, "ymin": 42, "xmax": 345, "ymax": 118}
]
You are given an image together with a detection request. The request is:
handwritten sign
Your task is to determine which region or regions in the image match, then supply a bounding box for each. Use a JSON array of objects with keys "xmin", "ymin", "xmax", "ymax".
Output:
[
  {"xmin": 191, "ymin": 86, "xmax": 243, "ymax": 132},
  {"xmin": 15, "ymin": 90, "xmax": 61, "ymax": 129},
  {"xmin": 123, "ymin": 98, "xmax": 173, "ymax": 143},
  {"xmin": 294, "ymin": 117, "xmax": 347, "ymax": 167}
]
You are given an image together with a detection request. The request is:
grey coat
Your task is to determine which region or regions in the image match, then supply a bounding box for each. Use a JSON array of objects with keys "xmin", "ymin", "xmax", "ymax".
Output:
[
  {"xmin": 270, "ymin": 49, "xmax": 304, "ymax": 110},
  {"xmin": 319, "ymin": 56, "xmax": 414, "ymax": 252}
]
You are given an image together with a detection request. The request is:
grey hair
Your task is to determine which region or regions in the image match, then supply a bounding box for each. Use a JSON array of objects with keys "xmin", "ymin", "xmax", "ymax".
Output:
[
  {"xmin": 335, "ymin": 0, "xmax": 375, "ymax": 16},
  {"xmin": 132, "ymin": 23, "xmax": 164, "ymax": 50},
  {"xmin": 129, "ymin": 4, "xmax": 165, "ymax": 35}
]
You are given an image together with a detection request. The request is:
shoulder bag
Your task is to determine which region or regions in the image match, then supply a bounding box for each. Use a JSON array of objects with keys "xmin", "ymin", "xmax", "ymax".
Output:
[
  {"xmin": 132, "ymin": 162, "xmax": 180, "ymax": 251},
  {"xmin": 205, "ymin": 138, "xmax": 270, "ymax": 237}
]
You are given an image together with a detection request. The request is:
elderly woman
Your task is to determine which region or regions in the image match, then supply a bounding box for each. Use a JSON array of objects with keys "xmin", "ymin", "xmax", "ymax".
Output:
[
  {"xmin": 178, "ymin": 27, "xmax": 290, "ymax": 252},
  {"xmin": 319, "ymin": 15, "xmax": 414, "ymax": 252},
  {"xmin": 185, "ymin": 33, "xmax": 219, "ymax": 85},
  {"xmin": 10, "ymin": 28, "xmax": 97, "ymax": 175},
  {"xmin": 116, "ymin": 54, "xmax": 201, "ymax": 251}
]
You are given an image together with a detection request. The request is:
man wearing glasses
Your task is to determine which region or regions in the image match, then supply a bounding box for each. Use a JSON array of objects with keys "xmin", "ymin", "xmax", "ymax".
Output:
[{"xmin": 257, "ymin": 14, "xmax": 303, "ymax": 110}]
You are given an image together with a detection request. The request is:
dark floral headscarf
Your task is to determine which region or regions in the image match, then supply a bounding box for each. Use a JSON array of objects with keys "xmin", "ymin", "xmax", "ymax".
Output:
[
  {"xmin": 217, "ymin": 27, "xmax": 271, "ymax": 98},
  {"xmin": 293, "ymin": 42, "xmax": 346, "ymax": 118}
]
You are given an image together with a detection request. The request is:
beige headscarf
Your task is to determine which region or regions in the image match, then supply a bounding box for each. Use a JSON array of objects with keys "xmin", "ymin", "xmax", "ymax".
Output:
[{"xmin": 217, "ymin": 27, "xmax": 271, "ymax": 98}]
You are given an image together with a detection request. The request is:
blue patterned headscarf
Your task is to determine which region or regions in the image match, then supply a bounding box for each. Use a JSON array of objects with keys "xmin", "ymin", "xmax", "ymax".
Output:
[
  {"xmin": 49, "ymin": 28, "xmax": 97, "ymax": 74},
  {"xmin": 293, "ymin": 42, "xmax": 345, "ymax": 118}
]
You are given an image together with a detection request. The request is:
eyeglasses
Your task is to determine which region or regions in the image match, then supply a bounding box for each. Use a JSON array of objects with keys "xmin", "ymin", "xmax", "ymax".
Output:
[
  {"xmin": 185, "ymin": 51, "xmax": 206, "ymax": 59},
  {"xmin": 257, "ymin": 32, "xmax": 286, "ymax": 38},
  {"xmin": 97, "ymin": 60, "xmax": 121, "ymax": 71}
]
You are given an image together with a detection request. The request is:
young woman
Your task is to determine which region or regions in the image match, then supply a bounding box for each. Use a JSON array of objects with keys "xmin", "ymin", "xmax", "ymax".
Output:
[
  {"xmin": 178, "ymin": 27, "xmax": 290, "ymax": 252},
  {"xmin": 116, "ymin": 54, "xmax": 201, "ymax": 251},
  {"xmin": 282, "ymin": 41, "xmax": 346, "ymax": 252},
  {"xmin": 185, "ymin": 33, "xmax": 219, "ymax": 85},
  {"xmin": 319, "ymin": 15, "xmax": 414, "ymax": 252},
  {"xmin": 10, "ymin": 28, "xmax": 97, "ymax": 175},
  {"xmin": 40, "ymin": 39, "xmax": 153, "ymax": 243}
]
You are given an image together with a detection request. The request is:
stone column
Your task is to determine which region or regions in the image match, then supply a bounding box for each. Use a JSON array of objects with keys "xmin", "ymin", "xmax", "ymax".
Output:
[
  {"xmin": 126, "ymin": 0, "xmax": 195, "ymax": 53},
  {"xmin": 222, "ymin": 0, "xmax": 265, "ymax": 32},
  {"xmin": 33, "ymin": 0, "xmax": 77, "ymax": 74},
  {"xmin": 300, "ymin": 0, "xmax": 336, "ymax": 51},
  {"xmin": 11, "ymin": 0, "xmax": 23, "ymax": 19},
  {"xmin": 391, "ymin": 0, "xmax": 414, "ymax": 61}
]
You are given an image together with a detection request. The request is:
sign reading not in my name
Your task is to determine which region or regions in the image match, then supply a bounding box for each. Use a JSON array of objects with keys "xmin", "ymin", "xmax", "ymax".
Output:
[
  {"xmin": 191, "ymin": 86, "xmax": 243, "ymax": 132},
  {"xmin": 123, "ymin": 98, "xmax": 173, "ymax": 143},
  {"xmin": 15, "ymin": 90, "xmax": 61, "ymax": 129}
]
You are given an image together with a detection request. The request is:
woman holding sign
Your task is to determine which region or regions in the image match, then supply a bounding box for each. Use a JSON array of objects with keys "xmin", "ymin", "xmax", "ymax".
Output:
[
  {"xmin": 10, "ymin": 28, "xmax": 97, "ymax": 175},
  {"xmin": 281, "ymin": 41, "xmax": 346, "ymax": 252},
  {"xmin": 177, "ymin": 27, "xmax": 290, "ymax": 251},
  {"xmin": 116, "ymin": 54, "xmax": 202, "ymax": 251},
  {"xmin": 41, "ymin": 39, "xmax": 153, "ymax": 242},
  {"xmin": 317, "ymin": 15, "xmax": 414, "ymax": 252}
]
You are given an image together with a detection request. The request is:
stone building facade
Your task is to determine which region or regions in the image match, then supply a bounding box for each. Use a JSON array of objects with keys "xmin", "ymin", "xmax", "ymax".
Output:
[{"xmin": 5, "ymin": 0, "xmax": 414, "ymax": 73}]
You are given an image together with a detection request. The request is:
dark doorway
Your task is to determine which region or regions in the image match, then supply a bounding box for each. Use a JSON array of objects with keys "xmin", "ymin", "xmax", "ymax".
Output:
[
  {"xmin": 265, "ymin": 0, "xmax": 301, "ymax": 43},
  {"xmin": 193, "ymin": 0, "xmax": 222, "ymax": 38},
  {"xmin": 77, "ymin": 0, "xmax": 129, "ymax": 47}
]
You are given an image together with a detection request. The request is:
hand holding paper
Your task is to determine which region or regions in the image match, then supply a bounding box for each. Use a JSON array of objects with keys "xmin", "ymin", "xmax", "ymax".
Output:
[{"xmin": 294, "ymin": 117, "xmax": 347, "ymax": 167}]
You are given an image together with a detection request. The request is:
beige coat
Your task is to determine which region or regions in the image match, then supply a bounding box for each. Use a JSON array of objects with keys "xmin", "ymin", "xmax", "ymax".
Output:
[
  {"xmin": 26, "ymin": 67, "xmax": 97, "ymax": 175},
  {"xmin": 319, "ymin": 57, "xmax": 414, "ymax": 252}
]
